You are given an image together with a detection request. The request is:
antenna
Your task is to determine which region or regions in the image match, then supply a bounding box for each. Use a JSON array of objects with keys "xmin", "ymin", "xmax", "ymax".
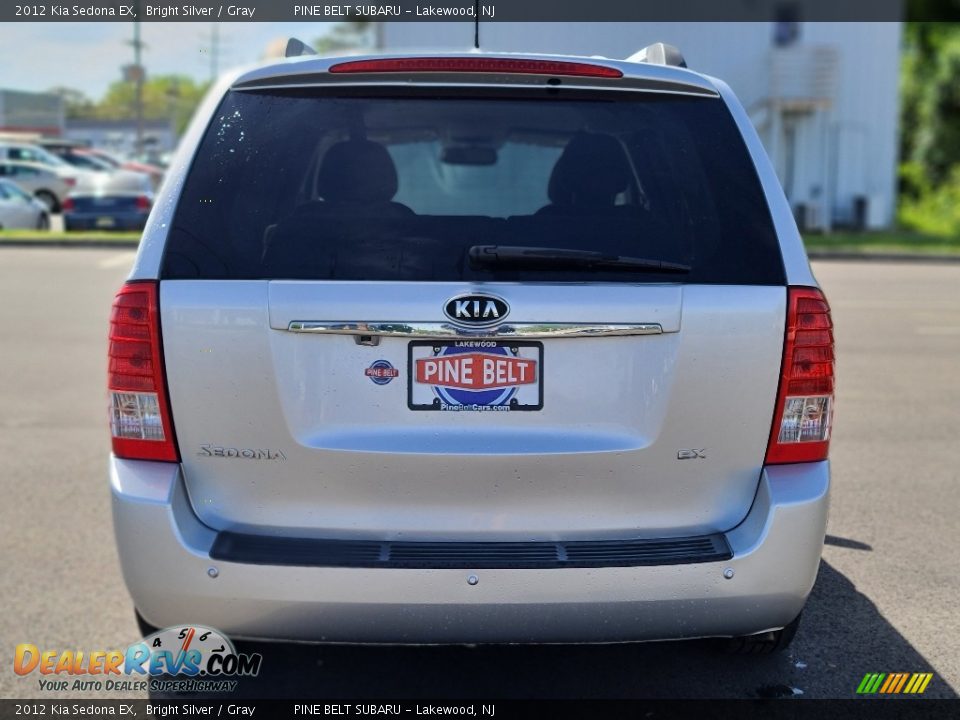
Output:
[
  {"xmin": 626, "ymin": 43, "xmax": 687, "ymax": 68},
  {"xmin": 473, "ymin": 0, "xmax": 480, "ymax": 49},
  {"xmin": 285, "ymin": 37, "xmax": 318, "ymax": 58}
]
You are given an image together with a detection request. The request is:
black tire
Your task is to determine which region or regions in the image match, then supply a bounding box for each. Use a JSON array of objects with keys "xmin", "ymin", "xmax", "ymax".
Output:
[
  {"xmin": 719, "ymin": 613, "xmax": 802, "ymax": 655},
  {"xmin": 36, "ymin": 213, "xmax": 50, "ymax": 231},
  {"xmin": 35, "ymin": 190, "xmax": 59, "ymax": 214},
  {"xmin": 134, "ymin": 608, "xmax": 160, "ymax": 638}
]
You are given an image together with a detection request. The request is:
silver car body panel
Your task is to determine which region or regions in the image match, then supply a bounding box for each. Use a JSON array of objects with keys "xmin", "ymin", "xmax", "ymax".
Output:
[
  {"xmin": 0, "ymin": 160, "xmax": 72, "ymax": 206},
  {"xmin": 160, "ymin": 280, "xmax": 784, "ymax": 539},
  {"xmin": 112, "ymin": 455, "xmax": 829, "ymax": 643},
  {"xmin": 0, "ymin": 180, "xmax": 45, "ymax": 229}
]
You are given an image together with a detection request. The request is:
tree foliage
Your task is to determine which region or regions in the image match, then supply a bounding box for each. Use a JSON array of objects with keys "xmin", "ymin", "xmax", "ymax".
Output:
[
  {"xmin": 901, "ymin": 23, "xmax": 960, "ymax": 182},
  {"xmin": 49, "ymin": 75, "xmax": 209, "ymax": 136},
  {"xmin": 47, "ymin": 86, "xmax": 96, "ymax": 119},
  {"xmin": 898, "ymin": 21, "xmax": 960, "ymax": 235}
]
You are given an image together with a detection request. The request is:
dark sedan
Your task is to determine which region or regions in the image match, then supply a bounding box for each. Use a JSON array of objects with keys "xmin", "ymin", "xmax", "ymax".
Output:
[{"xmin": 63, "ymin": 171, "xmax": 153, "ymax": 231}]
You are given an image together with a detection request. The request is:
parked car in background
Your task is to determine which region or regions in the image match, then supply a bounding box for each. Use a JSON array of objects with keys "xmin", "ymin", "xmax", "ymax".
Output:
[
  {"xmin": 54, "ymin": 149, "xmax": 117, "ymax": 173},
  {"xmin": 75, "ymin": 148, "xmax": 165, "ymax": 190},
  {"xmin": 0, "ymin": 160, "xmax": 77, "ymax": 212},
  {"xmin": 40, "ymin": 140, "xmax": 156, "ymax": 188},
  {"xmin": 36, "ymin": 138, "xmax": 88, "ymax": 155},
  {"xmin": 0, "ymin": 178, "xmax": 49, "ymax": 230},
  {"xmin": 0, "ymin": 142, "xmax": 75, "ymax": 170},
  {"xmin": 64, "ymin": 170, "xmax": 153, "ymax": 231},
  {"xmin": 130, "ymin": 149, "xmax": 170, "ymax": 170}
]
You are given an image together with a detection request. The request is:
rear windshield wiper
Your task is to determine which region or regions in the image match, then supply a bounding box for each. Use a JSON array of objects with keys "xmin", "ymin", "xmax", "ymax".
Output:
[{"xmin": 468, "ymin": 245, "xmax": 692, "ymax": 273}]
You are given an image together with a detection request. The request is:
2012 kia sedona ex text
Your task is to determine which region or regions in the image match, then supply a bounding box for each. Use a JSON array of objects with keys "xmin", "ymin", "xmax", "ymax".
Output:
[{"xmin": 108, "ymin": 45, "xmax": 833, "ymax": 654}]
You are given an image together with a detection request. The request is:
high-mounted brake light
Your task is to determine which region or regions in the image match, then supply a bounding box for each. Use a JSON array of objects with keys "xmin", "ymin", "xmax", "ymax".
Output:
[
  {"xmin": 108, "ymin": 281, "xmax": 179, "ymax": 462},
  {"xmin": 766, "ymin": 287, "xmax": 835, "ymax": 464},
  {"xmin": 329, "ymin": 57, "xmax": 624, "ymax": 79}
]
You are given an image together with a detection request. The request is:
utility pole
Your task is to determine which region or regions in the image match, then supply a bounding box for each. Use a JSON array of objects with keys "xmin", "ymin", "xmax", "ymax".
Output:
[
  {"xmin": 209, "ymin": 23, "xmax": 220, "ymax": 82},
  {"xmin": 127, "ymin": 0, "xmax": 145, "ymax": 157}
]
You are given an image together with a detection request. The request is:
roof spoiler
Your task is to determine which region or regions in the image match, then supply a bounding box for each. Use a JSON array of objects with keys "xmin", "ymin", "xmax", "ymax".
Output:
[
  {"xmin": 285, "ymin": 37, "xmax": 317, "ymax": 58},
  {"xmin": 626, "ymin": 43, "xmax": 687, "ymax": 68}
]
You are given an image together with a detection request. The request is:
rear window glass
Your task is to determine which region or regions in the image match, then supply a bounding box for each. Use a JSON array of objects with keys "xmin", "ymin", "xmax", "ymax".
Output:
[{"xmin": 162, "ymin": 89, "xmax": 785, "ymax": 284}]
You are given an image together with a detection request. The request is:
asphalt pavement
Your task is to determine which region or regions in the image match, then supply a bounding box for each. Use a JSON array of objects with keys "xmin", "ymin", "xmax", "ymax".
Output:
[{"xmin": 0, "ymin": 248, "xmax": 957, "ymax": 700}]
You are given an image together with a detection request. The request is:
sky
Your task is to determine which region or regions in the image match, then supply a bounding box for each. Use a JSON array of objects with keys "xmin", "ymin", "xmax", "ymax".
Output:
[{"xmin": 0, "ymin": 22, "xmax": 336, "ymax": 98}]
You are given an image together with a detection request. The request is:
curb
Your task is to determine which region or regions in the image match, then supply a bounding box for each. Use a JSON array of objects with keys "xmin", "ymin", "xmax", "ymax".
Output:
[
  {"xmin": 808, "ymin": 250, "xmax": 960, "ymax": 264},
  {"xmin": 0, "ymin": 239, "xmax": 140, "ymax": 249}
]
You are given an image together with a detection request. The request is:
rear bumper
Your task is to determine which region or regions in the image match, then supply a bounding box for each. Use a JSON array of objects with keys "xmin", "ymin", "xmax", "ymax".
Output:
[
  {"xmin": 64, "ymin": 213, "xmax": 148, "ymax": 231},
  {"xmin": 111, "ymin": 457, "xmax": 829, "ymax": 643}
]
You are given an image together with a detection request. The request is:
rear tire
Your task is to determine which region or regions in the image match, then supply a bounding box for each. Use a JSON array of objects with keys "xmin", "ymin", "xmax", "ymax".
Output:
[
  {"xmin": 36, "ymin": 213, "xmax": 50, "ymax": 231},
  {"xmin": 35, "ymin": 190, "xmax": 59, "ymax": 214},
  {"xmin": 134, "ymin": 609, "xmax": 160, "ymax": 638},
  {"xmin": 720, "ymin": 613, "xmax": 802, "ymax": 655}
]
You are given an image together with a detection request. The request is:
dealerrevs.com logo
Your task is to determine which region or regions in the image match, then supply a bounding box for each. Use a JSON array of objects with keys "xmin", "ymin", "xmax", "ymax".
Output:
[{"xmin": 14, "ymin": 625, "xmax": 262, "ymax": 694}]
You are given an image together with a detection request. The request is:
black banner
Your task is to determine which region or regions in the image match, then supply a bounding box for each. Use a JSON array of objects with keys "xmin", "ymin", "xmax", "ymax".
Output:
[
  {"xmin": 2, "ymin": 699, "xmax": 960, "ymax": 719},
  {"xmin": 4, "ymin": 0, "xmax": 960, "ymax": 23}
]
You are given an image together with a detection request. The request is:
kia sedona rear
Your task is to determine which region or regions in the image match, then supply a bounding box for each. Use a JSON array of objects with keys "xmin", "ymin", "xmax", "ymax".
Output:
[{"xmin": 109, "ymin": 47, "xmax": 832, "ymax": 652}]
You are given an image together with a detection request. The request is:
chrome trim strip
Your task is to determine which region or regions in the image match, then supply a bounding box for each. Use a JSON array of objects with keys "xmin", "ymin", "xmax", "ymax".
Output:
[{"xmin": 285, "ymin": 321, "xmax": 663, "ymax": 339}]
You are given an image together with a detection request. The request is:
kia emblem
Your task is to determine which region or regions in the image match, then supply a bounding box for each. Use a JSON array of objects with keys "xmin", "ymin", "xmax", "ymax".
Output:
[{"xmin": 443, "ymin": 293, "xmax": 510, "ymax": 327}]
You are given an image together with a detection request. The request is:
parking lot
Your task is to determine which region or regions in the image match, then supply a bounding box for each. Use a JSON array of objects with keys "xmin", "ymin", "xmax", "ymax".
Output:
[{"xmin": 1, "ymin": 248, "xmax": 957, "ymax": 699}]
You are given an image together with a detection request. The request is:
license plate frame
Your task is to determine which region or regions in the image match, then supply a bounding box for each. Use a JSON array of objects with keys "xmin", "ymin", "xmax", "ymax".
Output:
[{"xmin": 407, "ymin": 340, "xmax": 544, "ymax": 412}]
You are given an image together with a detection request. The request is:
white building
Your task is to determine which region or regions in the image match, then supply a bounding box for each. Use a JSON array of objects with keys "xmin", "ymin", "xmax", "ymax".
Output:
[
  {"xmin": 0, "ymin": 89, "xmax": 64, "ymax": 137},
  {"xmin": 378, "ymin": 22, "xmax": 902, "ymax": 230},
  {"xmin": 64, "ymin": 118, "xmax": 178, "ymax": 157}
]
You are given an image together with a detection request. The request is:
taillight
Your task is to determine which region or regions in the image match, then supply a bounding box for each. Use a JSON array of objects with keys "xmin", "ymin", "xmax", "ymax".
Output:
[
  {"xmin": 765, "ymin": 287, "xmax": 835, "ymax": 464},
  {"xmin": 108, "ymin": 281, "xmax": 179, "ymax": 462},
  {"xmin": 329, "ymin": 57, "xmax": 624, "ymax": 78},
  {"xmin": 61, "ymin": 197, "xmax": 75, "ymax": 212},
  {"xmin": 135, "ymin": 195, "xmax": 151, "ymax": 212},
  {"xmin": 64, "ymin": 177, "xmax": 76, "ymax": 187}
]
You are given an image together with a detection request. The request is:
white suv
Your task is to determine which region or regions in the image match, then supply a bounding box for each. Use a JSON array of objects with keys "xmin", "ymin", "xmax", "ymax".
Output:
[{"xmin": 108, "ymin": 45, "xmax": 833, "ymax": 654}]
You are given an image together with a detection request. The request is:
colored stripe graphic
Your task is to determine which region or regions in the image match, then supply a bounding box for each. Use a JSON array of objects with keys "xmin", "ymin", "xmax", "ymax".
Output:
[
  {"xmin": 893, "ymin": 673, "xmax": 910, "ymax": 693},
  {"xmin": 879, "ymin": 674, "xmax": 897, "ymax": 693},
  {"xmin": 906, "ymin": 673, "xmax": 934, "ymax": 694},
  {"xmin": 857, "ymin": 672, "xmax": 933, "ymax": 694}
]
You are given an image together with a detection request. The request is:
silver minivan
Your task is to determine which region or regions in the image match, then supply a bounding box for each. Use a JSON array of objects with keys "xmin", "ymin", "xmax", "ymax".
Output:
[{"xmin": 108, "ymin": 46, "xmax": 833, "ymax": 654}]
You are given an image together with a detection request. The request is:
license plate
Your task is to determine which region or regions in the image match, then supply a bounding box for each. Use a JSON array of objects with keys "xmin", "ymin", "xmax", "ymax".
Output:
[
  {"xmin": 95, "ymin": 216, "xmax": 116, "ymax": 228},
  {"xmin": 408, "ymin": 340, "xmax": 543, "ymax": 412}
]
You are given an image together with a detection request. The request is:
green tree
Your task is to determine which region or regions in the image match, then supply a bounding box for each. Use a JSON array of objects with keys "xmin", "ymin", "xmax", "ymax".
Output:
[
  {"xmin": 898, "ymin": 20, "xmax": 960, "ymax": 236},
  {"xmin": 901, "ymin": 20, "xmax": 960, "ymax": 177},
  {"xmin": 47, "ymin": 86, "xmax": 96, "ymax": 119},
  {"xmin": 93, "ymin": 75, "xmax": 209, "ymax": 135},
  {"xmin": 909, "ymin": 32, "xmax": 960, "ymax": 183}
]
